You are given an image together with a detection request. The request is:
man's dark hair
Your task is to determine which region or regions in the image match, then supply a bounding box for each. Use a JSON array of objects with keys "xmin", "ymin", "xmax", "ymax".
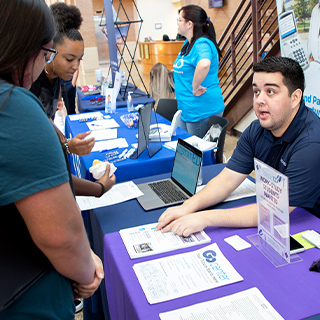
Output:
[{"xmin": 253, "ymin": 56, "xmax": 305, "ymax": 96}]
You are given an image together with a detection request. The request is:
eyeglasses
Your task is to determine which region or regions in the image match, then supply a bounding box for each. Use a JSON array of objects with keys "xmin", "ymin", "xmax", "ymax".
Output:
[{"xmin": 41, "ymin": 47, "xmax": 58, "ymax": 64}]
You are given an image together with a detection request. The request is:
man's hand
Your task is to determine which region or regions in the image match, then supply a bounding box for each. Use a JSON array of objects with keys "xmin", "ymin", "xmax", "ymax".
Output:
[
  {"xmin": 73, "ymin": 251, "xmax": 104, "ymax": 299},
  {"xmin": 97, "ymin": 163, "xmax": 116, "ymax": 193},
  {"xmin": 155, "ymin": 205, "xmax": 193, "ymax": 233},
  {"xmin": 167, "ymin": 211, "xmax": 208, "ymax": 237},
  {"xmin": 68, "ymin": 131, "xmax": 95, "ymax": 156}
]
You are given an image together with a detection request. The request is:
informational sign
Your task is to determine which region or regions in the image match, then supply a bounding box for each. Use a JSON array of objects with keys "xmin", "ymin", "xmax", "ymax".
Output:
[
  {"xmin": 276, "ymin": 0, "xmax": 320, "ymax": 116},
  {"xmin": 254, "ymin": 158, "xmax": 290, "ymax": 265},
  {"xmin": 103, "ymin": 0, "xmax": 119, "ymax": 84},
  {"xmin": 208, "ymin": 0, "xmax": 223, "ymax": 9}
]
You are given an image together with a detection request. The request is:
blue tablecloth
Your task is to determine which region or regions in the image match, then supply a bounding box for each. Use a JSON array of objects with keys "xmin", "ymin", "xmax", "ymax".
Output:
[
  {"xmin": 65, "ymin": 109, "xmax": 216, "ymax": 183},
  {"xmin": 76, "ymin": 83, "xmax": 155, "ymax": 113}
]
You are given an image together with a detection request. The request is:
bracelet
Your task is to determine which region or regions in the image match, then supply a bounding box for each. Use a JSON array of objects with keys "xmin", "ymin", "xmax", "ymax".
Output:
[
  {"xmin": 97, "ymin": 182, "xmax": 105, "ymax": 197},
  {"xmin": 64, "ymin": 139, "xmax": 71, "ymax": 154}
]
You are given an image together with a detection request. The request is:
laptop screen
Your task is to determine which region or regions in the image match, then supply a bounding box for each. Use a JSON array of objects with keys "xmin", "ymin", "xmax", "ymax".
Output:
[{"xmin": 171, "ymin": 139, "xmax": 202, "ymax": 195}]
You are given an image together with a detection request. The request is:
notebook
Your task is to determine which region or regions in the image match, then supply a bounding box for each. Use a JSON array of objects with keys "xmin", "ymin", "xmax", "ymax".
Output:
[{"xmin": 137, "ymin": 138, "xmax": 202, "ymax": 211}]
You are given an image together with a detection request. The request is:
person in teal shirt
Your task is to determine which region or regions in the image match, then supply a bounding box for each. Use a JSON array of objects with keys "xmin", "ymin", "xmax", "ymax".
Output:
[
  {"xmin": 0, "ymin": 1, "xmax": 103, "ymax": 318},
  {"xmin": 174, "ymin": 5, "xmax": 225, "ymax": 138}
]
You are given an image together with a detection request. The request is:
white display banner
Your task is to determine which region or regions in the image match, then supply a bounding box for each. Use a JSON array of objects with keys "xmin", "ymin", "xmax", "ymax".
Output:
[
  {"xmin": 254, "ymin": 158, "xmax": 290, "ymax": 263},
  {"xmin": 276, "ymin": 0, "xmax": 320, "ymax": 115}
]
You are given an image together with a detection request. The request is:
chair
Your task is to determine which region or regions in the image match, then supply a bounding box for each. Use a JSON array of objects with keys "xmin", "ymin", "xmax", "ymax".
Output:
[
  {"xmin": 156, "ymin": 98, "xmax": 178, "ymax": 122},
  {"xmin": 204, "ymin": 115, "xmax": 229, "ymax": 164}
]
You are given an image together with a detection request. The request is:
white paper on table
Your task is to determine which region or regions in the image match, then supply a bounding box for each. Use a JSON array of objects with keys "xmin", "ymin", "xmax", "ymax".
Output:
[
  {"xmin": 224, "ymin": 235, "xmax": 251, "ymax": 251},
  {"xmin": 85, "ymin": 129, "xmax": 117, "ymax": 141},
  {"xmin": 76, "ymin": 181, "xmax": 143, "ymax": 210},
  {"xmin": 159, "ymin": 287, "xmax": 284, "ymax": 320},
  {"xmin": 133, "ymin": 243, "xmax": 243, "ymax": 304},
  {"xmin": 86, "ymin": 119, "xmax": 120, "ymax": 130},
  {"xmin": 184, "ymin": 136, "xmax": 217, "ymax": 150},
  {"xmin": 164, "ymin": 136, "xmax": 216, "ymax": 151},
  {"xmin": 196, "ymin": 178, "xmax": 256, "ymax": 201},
  {"xmin": 120, "ymin": 223, "xmax": 211, "ymax": 259},
  {"xmin": 113, "ymin": 71, "xmax": 121, "ymax": 100},
  {"xmin": 69, "ymin": 112, "xmax": 103, "ymax": 121},
  {"xmin": 92, "ymin": 138, "xmax": 128, "ymax": 152}
]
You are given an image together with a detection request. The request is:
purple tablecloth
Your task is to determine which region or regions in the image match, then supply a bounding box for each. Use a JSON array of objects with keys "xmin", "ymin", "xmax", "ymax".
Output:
[{"xmin": 103, "ymin": 207, "xmax": 320, "ymax": 320}]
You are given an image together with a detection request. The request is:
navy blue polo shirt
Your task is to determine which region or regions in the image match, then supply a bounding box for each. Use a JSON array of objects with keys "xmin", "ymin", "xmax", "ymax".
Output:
[{"xmin": 227, "ymin": 101, "xmax": 320, "ymax": 218}]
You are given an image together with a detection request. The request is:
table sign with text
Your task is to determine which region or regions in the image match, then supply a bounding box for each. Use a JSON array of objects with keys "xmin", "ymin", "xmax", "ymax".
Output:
[{"xmin": 254, "ymin": 158, "xmax": 290, "ymax": 265}]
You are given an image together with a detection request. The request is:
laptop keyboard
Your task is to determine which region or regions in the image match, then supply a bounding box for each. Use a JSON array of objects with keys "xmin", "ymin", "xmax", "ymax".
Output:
[{"xmin": 148, "ymin": 180, "xmax": 188, "ymax": 204}]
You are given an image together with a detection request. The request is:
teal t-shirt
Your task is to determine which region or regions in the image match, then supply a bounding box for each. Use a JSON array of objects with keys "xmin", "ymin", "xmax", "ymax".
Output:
[
  {"xmin": 0, "ymin": 83, "xmax": 74, "ymax": 318},
  {"xmin": 0, "ymin": 83, "xmax": 68, "ymax": 204},
  {"xmin": 173, "ymin": 37, "xmax": 225, "ymax": 122}
]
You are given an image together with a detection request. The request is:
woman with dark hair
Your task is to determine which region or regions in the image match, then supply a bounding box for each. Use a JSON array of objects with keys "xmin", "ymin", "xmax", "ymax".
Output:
[
  {"xmin": 51, "ymin": 2, "xmax": 83, "ymax": 116},
  {"xmin": 30, "ymin": 6, "xmax": 116, "ymax": 200},
  {"xmin": 30, "ymin": 5, "xmax": 89, "ymax": 158},
  {"xmin": 173, "ymin": 5, "xmax": 225, "ymax": 138},
  {"xmin": 0, "ymin": 1, "xmax": 103, "ymax": 318}
]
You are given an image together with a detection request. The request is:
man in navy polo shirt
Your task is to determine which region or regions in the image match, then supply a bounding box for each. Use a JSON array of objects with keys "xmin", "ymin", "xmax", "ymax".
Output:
[{"xmin": 156, "ymin": 56, "xmax": 320, "ymax": 237}]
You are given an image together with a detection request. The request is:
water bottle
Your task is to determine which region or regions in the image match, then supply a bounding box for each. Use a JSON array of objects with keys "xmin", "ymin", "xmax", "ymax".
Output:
[
  {"xmin": 101, "ymin": 81, "xmax": 107, "ymax": 97},
  {"xmin": 192, "ymin": 141, "xmax": 203, "ymax": 186},
  {"xmin": 127, "ymin": 92, "xmax": 134, "ymax": 112},
  {"xmin": 121, "ymin": 70, "xmax": 127, "ymax": 86}
]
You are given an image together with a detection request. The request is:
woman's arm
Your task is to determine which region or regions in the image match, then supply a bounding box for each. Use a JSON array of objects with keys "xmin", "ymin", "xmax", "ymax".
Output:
[
  {"xmin": 72, "ymin": 164, "xmax": 116, "ymax": 197},
  {"xmin": 192, "ymin": 58, "xmax": 211, "ymax": 96},
  {"xmin": 15, "ymin": 182, "xmax": 95, "ymax": 285}
]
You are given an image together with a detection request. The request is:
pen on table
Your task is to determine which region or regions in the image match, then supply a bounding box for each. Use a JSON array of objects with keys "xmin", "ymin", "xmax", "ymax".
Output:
[
  {"xmin": 124, "ymin": 148, "xmax": 136, "ymax": 159},
  {"xmin": 91, "ymin": 123, "xmax": 104, "ymax": 127},
  {"xmin": 119, "ymin": 148, "xmax": 128, "ymax": 158}
]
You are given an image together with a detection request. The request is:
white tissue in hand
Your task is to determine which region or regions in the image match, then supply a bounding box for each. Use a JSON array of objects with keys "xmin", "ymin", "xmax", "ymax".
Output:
[{"xmin": 89, "ymin": 162, "xmax": 117, "ymax": 180}]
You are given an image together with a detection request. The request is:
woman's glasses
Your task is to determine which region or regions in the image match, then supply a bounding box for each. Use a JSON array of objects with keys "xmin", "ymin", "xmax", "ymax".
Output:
[{"xmin": 41, "ymin": 47, "xmax": 58, "ymax": 64}]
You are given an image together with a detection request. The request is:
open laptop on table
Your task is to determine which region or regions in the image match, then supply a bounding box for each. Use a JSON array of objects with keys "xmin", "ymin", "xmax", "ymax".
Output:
[{"xmin": 136, "ymin": 138, "xmax": 203, "ymax": 211}]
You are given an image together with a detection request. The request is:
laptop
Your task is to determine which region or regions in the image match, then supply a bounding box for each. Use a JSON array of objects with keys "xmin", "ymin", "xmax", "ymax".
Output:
[{"xmin": 137, "ymin": 138, "xmax": 203, "ymax": 211}]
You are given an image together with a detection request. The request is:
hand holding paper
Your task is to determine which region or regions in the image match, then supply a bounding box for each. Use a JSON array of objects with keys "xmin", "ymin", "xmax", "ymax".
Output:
[{"xmin": 89, "ymin": 161, "xmax": 117, "ymax": 179}]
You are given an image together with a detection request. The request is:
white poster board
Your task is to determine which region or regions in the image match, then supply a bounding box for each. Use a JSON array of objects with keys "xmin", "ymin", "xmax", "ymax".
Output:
[
  {"xmin": 276, "ymin": 1, "xmax": 320, "ymax": 116},
  {"xmin": 253, "ymin": 158, "xmax": 290, "ymax": 266}
]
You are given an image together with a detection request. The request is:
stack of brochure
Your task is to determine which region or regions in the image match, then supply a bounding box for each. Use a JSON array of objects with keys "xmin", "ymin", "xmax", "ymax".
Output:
[{"xmin": 119, "ymin": 222, "xmax": 210, "ymax": 259}]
